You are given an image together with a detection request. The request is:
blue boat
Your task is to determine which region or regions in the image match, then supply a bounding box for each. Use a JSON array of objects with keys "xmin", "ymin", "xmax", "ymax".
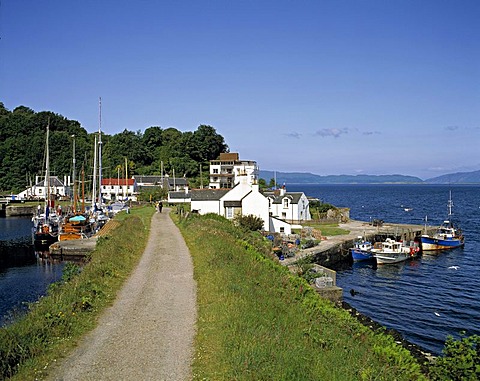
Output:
[
  {"xmin": 421, "ymin": 191, "xmax": 465, "ymax": 251},
  {"xmin": 350, "ymin": 237, "xmax": 374, "ymax": 261}
]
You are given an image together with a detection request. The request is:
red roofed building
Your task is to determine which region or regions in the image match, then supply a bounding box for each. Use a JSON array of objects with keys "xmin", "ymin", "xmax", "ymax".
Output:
[{"xmin": 101, "ymin": 178, "xmax": 138, "ymax": 202}]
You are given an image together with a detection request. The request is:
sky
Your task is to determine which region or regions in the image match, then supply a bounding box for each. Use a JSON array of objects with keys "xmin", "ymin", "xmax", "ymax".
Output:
[{"xmin": 0, "ymin": 0, "xmax": 479, "ymax": 180}]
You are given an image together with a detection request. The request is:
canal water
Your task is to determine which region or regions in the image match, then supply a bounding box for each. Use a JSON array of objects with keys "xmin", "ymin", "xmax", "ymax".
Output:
[
  {"xmin": 0, "ymin": 216, "xmax": 64, "ymax": 326},
  {"xmin": 289, "ymin": 184, "xmax": 480, "ymax": 355}
]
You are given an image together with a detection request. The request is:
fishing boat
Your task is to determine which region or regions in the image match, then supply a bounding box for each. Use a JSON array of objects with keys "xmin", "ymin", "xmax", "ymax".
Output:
[
  {"xmin": 32, "ymin": 123, "xmax": 62, "ymax": 247},
  {"xmin": 371, "ymin": 238, "xmax": 418, "ymax": 265},
  {"xmin": 350, "ymin": 236, "xmax": 373, "ymax": 262},
  {"xmin": 421, "ymin": 191, "xmax": 464, "ymax": 251}
]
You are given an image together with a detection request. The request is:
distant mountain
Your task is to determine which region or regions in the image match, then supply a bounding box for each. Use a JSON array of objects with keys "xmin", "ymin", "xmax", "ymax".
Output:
[
  {"xmin": 425, "ymin": 170, "xmax": 480, "ymax": 184},
  {"xmin": 259, "ymin": 171, "xmax": 423, "ymax": 184}
]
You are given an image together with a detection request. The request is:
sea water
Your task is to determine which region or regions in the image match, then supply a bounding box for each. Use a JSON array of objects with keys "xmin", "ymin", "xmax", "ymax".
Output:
[{"xmin": 288, "ymin": 184, "xmax": 480, "ymax": 355}]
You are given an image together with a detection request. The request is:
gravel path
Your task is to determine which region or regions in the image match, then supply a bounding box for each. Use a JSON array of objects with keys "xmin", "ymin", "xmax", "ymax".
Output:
[{"xmin": 48, "ymin": 209, "xmax": 197, "ymax": 381}]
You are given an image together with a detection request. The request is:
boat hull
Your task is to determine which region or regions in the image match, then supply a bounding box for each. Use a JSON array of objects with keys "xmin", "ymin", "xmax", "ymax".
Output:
[
  {"xmin": 420, "ymin": 235, "xmax": 464, "ymax": 251},
  {"xmin": 34, "ymin": 231, "xmax": 58, "ymax": 248},
  {"xmin": 351, "ymin": 248, "xmax": 373, "ymax": 262},
  {"xmin": 374, "ymin": 252, "xmax": 409, "ymax": 265}
]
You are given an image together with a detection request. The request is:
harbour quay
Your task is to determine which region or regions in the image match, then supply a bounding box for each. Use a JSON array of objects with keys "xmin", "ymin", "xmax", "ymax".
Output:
[
  {"xmin": 281, "ymin": 219, "xmax": 434, "ymax": 268},
  {"xmin": 280, "ymin": 219, "xmax": 435, "ymax": 302}
]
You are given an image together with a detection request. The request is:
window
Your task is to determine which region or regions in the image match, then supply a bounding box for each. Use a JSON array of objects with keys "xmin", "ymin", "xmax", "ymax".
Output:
[
  {"xmin": 213, "ymin": 168, "xmax": 219, "ymax": 174},
  {"xmin": 226, "ymin": 207, "xmax": 234, "ymax": 219},
  {"xmin": 283, "ymin": 198, "xmax": 289, "ymax": 208},
  {"xmin": 280, "ymin": 227, "xmax": 285, "ymax": 233}
]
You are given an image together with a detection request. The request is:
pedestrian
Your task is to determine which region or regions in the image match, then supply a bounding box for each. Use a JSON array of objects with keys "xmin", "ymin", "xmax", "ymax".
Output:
[
  {"xmin": 159, "ymin": 201, "xmax": 163, "ymax": 213},
  {"xmin": 155, "ymin": 201, "xmax": 160, "ymax": 213}
]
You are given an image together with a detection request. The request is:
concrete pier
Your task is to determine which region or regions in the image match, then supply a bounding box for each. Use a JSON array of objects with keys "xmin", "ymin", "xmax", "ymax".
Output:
[{"xmin": 281, "ymin": 219, "xmax": 434, "ymax": 268}]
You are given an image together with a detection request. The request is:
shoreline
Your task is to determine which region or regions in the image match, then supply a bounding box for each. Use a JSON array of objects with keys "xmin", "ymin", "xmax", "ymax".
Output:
[{"xmin": 338, "ymin": 301, "xmax": 435, "ymax": 375}]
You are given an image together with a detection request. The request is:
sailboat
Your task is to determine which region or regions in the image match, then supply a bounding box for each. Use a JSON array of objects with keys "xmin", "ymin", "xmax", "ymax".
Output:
[
  {"xmin": 420, "ymin": 191, "xmax": 465, "ymax": 251},
  {"xmin": 32, "ymin": 122, "xmax": 62, "ymax": 247}
]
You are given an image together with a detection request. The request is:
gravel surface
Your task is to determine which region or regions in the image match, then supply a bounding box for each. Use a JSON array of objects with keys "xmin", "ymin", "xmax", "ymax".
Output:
[{"xmin": 47, "ymin": 209, "xmax": 197, "ymax": 381}]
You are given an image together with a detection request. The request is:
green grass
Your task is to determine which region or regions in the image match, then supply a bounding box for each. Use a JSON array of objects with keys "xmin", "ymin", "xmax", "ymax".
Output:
[
  {"xmin": 0, "ymin": 205, "xmax": 154, "ymax": 381},
  {"xmin": 175, "ymin": 213, "xmax": 426, "ymax": 381},
  {"xmin": 302, "ymin": 222, "xmax": 350, "ymax": 236}
]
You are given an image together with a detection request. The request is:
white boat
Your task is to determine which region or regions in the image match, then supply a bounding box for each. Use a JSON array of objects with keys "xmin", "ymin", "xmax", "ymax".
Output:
[{"xmin": 371, "ymin": 238, "xmax": 418, "ymax": 265}]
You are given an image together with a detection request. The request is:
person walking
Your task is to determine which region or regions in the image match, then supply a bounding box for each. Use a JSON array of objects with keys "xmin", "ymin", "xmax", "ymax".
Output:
[{"xmin": 159, "ymin": 201, "xmax": 163, "ymax": 213}]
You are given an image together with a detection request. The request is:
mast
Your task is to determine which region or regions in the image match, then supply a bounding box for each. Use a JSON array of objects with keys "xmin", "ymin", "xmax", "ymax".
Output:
[
  {"xmin": 124, "ymin": 157, "xmax": 128, "ymax": 200},
  {"xmin": 44, "ymin": 121, "xmax": 50, "ymax": 217},
  {"xmin": 72, "ymin": 134, "xmax": 76, "ymax": 212},
  {"xmin": 92, "ymin": 135, "xmax": 97, "ymax": 209},
  {"xmin": 447, "ymin": 190, "xmax": 453, "ymax": 219},
  {"xmin": 98, "ymin": 97, "xmax": 103, "ymax": 206}
]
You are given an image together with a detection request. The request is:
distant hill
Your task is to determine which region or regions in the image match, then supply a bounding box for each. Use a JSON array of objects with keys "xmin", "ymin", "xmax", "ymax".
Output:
[
  {"xmin": 425, "ymin": 170, "xmax": 480, "ymax": 184},
  {"xmin": 259, "ymin": 171, "xmax": 423, "ymax": 184}
]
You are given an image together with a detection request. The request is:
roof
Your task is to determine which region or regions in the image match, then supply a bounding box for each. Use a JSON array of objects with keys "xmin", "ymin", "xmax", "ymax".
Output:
[
  {"xmin": 101, "ymin": 178, "xmax": 135, "ymax": 186},
  {"xmin": 168, "ymin": 191, "xmax": 191, "ymax": 200},
  {"xmin": 133, "ymin": 175, "xmax": 164, "ymax": 184},
  {"xmin": 266, "ymin": 192, "xmax": 304, "ymax": 204},
  {"xmin": 191, "ymin": 189, "xmax": 229, "ymax": 201},
  {"xmin": 35, "ymin": 176, "xmax": 65, "ymax": 187}
]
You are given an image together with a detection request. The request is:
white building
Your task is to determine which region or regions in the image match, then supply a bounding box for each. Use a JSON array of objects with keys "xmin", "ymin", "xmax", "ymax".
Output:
[
  {"xmin": 101, "ymin": 178, "xmax": 137, "ymax": 201},
  {"xmin": 17, "ymin": 176, "xmax": 69, "ymax": 200},
  {"xmin": 191, "ymin": 176, "xmax": 292, "ymax": 234},
  {"xmin": 266, "ymin": 187, "xmax": 312, "ymax": 223},
  {"xmin": 209, "ymin": 152, "xmax": 258, "ymax": 189}
]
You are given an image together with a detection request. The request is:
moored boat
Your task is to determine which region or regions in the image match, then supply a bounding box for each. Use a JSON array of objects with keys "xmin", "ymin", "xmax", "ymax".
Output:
[
  {"xmin": 350, "ymin": 236, "xmax": 373, "ymax": 262},
  {"xmin": 421, "ymin": 191, "xmax": 464, "ymax": 251},
  {"xmin": 371, "ymin": 238, "xmax": 418, "ymax": 265},
  {"xmin": 32, "ymin": 123, "xmax": 62, "ymax": 248}
]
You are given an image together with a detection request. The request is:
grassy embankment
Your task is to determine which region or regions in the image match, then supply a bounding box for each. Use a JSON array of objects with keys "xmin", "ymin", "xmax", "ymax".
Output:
[
  {"xmin": 0, "ymin": 205, "xmax": 154, "ymax": 380},
  {"xmin": 174, "ymin": 212, "xmax": 427, "ymax": 380},
  {"xmin": 2, "ymin": 206, "xmax": 427, "ymax": 380}
]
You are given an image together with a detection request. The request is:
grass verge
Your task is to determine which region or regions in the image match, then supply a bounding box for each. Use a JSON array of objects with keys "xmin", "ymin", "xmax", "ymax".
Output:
[
  {"xmin": 0, "ymin": 205, "xmax": 154, "ymax": 380},
  {"xmin": 175, "ymin": 213, "xmax": 426, "ymax": 380}
]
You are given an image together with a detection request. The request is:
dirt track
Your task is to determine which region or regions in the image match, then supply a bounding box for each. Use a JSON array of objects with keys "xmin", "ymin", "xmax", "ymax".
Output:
[{"xmin": 47, "ymin": 209, "xmax": 197, "ymax": 381}]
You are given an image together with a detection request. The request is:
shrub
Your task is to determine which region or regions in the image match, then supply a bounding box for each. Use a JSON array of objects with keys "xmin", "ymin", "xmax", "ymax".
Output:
[
  {"xmin": 429, "ymin": 333, "xmax": 480, "ymax": 380},
  {"xmin": 233, "ymin": 214, "xmax": 264, "ymax": 231}
]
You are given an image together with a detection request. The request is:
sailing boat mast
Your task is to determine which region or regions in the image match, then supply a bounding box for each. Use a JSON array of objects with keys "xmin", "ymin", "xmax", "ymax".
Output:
[
  {"xmin": 44, "ymin": 120, "xmax": 50, "ymax": 216},
  {"xmin": 72, "ymin": 134, "xmax": 76, "ymax": 212},
  {"xmin": 98, "ymin": 97, "xmax": 103, "ymax": 207},
  {"xmin": 92, "ymin": 135, "xmax": 97, "ymax": 209}
]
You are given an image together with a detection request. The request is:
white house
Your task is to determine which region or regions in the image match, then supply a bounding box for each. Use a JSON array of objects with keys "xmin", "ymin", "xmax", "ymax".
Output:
[
  {"xmin": 167, "ymin": 187, "xmax": 191, "ymax": 204},
  {"xmin": 266, "ymin": 187, "xmax": 311, "ymax": 223},
  {"xmin": 191, "ymin": 176, "xmax": 292, "ymax": 234},
  {"xmin": 17, "ymin": 176, "xmax": 69, "ymax": 200},
  {"xmin": 209, "ymin": 152, "xmax": 259, "ymax": 189},
  {"xmin": 101, "ymin": 178, "xmax": 137, "ymax": 201}
]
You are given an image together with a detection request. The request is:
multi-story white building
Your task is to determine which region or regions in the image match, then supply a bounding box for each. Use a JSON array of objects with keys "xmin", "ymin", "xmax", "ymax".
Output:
[
  {"xmin": 265, "ymin": 187, "xmax": 312, "ymax": 223},
  {"xmin": 209, "ymin": 153, "xmax": 258, "ymax": 189},
  {"xmin": 191, "ymin": 176, "xmax": 293, "ymax": 234},
  {"xmin": 100, "ymin": 178, "xmax": 137, "ymax": 201}
]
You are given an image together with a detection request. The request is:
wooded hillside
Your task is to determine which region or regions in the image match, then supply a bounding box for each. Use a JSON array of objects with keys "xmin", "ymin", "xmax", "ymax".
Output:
[{"xmin": 0, "ymin": 103, "xmax": 228, "ymax": 193}]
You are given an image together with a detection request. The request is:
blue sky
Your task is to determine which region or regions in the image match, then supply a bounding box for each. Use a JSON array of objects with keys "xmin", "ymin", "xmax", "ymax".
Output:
[{"xmin": 1, "ymin": 0, "xmax": 479, "ymax": 179}]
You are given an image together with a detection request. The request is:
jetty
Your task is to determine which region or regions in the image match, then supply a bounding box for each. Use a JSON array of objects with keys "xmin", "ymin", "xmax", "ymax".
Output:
[
  {"xmin": 281, "ymin": 219, "xmax": 433, "ymax": 268},
  {"xmin": 281, "ymin": 219, "xmax": 434, "ymax": 302},
  {"xmin": 49, "ymin": 219, "xmax": 121, "ymax": 259}
]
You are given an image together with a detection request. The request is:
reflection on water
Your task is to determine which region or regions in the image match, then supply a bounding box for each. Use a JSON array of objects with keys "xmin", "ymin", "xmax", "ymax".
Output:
[{"xmin": 0, "ymin": 217, "xmax": 65, "ymax": 326}]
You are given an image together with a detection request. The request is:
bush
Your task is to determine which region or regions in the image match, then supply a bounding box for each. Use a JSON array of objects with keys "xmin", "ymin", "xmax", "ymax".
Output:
[
  {"xmin": 429, "ymin": 334, "xmax": 480, "ymax": 380},
  {"xmin": 233, "ymin": 214, "xmax": 264, "ymax": 231}
]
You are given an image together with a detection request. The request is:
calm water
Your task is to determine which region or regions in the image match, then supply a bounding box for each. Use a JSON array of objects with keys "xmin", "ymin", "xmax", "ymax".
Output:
[
  {"xmin": 289, "ymin": 184, "xmax": 480, "ymax": 355},
  {"xmin": 0, "ymin": 216, "xmax": 64, "ymax": 326}
]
